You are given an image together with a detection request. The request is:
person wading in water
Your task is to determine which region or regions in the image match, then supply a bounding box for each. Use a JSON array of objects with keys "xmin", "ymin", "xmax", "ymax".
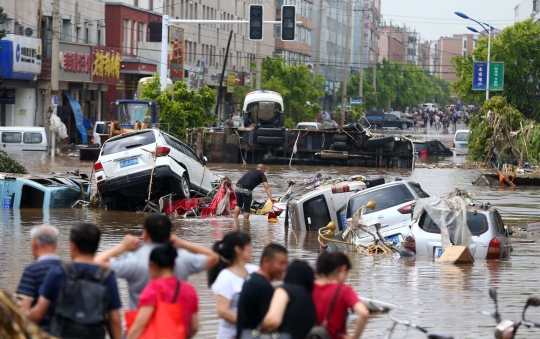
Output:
[{"xmin": 234, "ymin": 164, "xmax": 276, "ymax": 220}]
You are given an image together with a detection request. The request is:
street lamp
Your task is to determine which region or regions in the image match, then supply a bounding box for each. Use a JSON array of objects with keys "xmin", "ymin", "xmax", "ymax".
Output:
[
  {"xmin": 467, "ymin": 26, "xmax": 486, "ymax": 37},
  {"xmin": 455, "ymin": 11, "xmax": 495, "ymax": 100}
]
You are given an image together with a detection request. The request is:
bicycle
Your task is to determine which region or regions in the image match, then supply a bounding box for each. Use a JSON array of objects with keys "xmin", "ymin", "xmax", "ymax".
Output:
[{"xmin": 382, "ymin": 313, "xmax": 455, "ymax": 339}]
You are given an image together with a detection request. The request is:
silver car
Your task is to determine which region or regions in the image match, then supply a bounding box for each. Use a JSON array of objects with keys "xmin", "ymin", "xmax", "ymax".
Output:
[
  {"xmin": 405, "ymin": 206, "xmax": 512, "ymax": 260},
  {"xmin": 346, "ymin": 180, "xmax": 429, "ymax": 244}
]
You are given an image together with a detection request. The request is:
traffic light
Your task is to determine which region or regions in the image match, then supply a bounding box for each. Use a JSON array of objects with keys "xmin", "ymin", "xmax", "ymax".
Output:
[
  {"xmin": 281, "ymin": 5, "xmax": 296, "ymax": 41},
  {"xmin": 249, "ymin": 4, "xmax": 264, "ymax": 41}
]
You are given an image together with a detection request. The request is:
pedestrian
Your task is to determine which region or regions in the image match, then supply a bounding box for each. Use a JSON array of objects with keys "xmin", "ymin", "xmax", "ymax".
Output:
[
  {"xmin": 260, "ymin": 260, "xmax": 316, "ymax": 339},
  {"xmin": 28, "ymin": 223, "xmax": 122, "ymax": 339},
  {"xmin": 208, "ymin": 231, "xmax": 255, "ymax": 339},
  {"xmin": 413, "ymin": 115, "xmax": 418, "ymax": 132},
  {"xmin": 234, "ymin": 164, "xmax": 276, "ymax": 220},
  {"xmin": 94, "ymin": 214, "xmax": 219, "ymax": 310},
  {"xmin": 15, "ymin": 225, "xmax": 61, "ymax": 333},
  {"xmin": 237, "ymin": 244, "xmax": 289, "ymax": 337},
  {"xmin": 127, "ymin": 243, "xmax": 199, "ymax": 339},
  {"xmin": 434, "ymin": 114, "xmax": 440, "ymax": 130},
  {"xmin": 312, "ymin": 251, "xmax": 369, "ymax": 339},
  {"xmin": 429, "ymin": 111, "xmax": 434, "ymax": 128}
]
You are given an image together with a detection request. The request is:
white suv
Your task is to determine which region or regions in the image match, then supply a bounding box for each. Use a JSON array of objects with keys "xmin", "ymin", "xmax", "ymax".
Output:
[
  {"xmin": 94, "ymin": 129, "xmax": 221, "ymax": 210},
  {"xmin": 405, "ymin": 205, "xmax": 512, "ymax": 260}
]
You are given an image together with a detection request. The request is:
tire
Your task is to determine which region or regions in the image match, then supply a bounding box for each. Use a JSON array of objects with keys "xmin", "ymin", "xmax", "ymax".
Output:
[
  {"xmin": 363, "ymin": 136, "xmax": 395, "ymax": 148},
  {"xmin": 257, "ymin": 128, "xmax": 284, "ymax": 137},
  {"xmin": 333, "ymin": 141, "xmax": 348, "ymax": 150},
  {"xmin": 175, "ymin": 174, "xmax": 191, "ymax": 199},
  {"xmin": 243, "ymin": 113, "xmax": 251, "ymax": 127},
  {"xmin": 257, "ymin": 136, "xmax": 284, "ymax": 145},
  {"xmin": 401, "ymin": 122, "xmax": 408, "ymax": 130},
  {"xmin": 334, "ymin": 134, "xmax": 348, "ymax": 142}
]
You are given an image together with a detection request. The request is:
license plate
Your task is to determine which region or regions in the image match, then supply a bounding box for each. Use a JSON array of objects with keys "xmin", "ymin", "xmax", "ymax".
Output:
[
  {"xmin": 385, "ymin": 235, "xmax": 400, "ymax": 244},
  {"xmin": 460, "ymin": 144, "xmax": 467, "ymax": 148},
  {"xmin": 120, "ymin": 157, "xmax": 138, "ymax": 168},
  {"xmin": 434, "ymin": 247, "xmax": 443, "ymax": 258}
]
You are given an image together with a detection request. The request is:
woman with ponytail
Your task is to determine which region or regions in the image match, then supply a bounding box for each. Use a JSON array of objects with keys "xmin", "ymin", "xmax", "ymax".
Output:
[
  {"xmin": 208, "ymin": 231, "xmax": 255, "ymax": 339},
  {"xmin": 127, "ymin": 243, "xmax": 199, "ymax": 339}
]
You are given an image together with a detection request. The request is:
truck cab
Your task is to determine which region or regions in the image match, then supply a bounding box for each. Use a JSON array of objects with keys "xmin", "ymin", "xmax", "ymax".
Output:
[
  {"xmin": 114, "ymin": 100, "xmax": 160, "ymax": 129},
  {"xmin": 242, "ymin": 91, "xmax": 285, "ymax": 128}
]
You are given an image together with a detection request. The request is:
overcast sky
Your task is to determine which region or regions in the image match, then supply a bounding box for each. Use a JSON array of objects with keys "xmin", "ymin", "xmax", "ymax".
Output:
[{"xmin": 380, "ymin": 0, "xmax": 518, "ymax": 41}]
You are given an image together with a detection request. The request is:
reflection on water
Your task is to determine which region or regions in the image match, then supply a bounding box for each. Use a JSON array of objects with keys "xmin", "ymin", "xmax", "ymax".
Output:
[{"xmin": 1, "ymin": 154, "xmax": 540, "ymax": 338}]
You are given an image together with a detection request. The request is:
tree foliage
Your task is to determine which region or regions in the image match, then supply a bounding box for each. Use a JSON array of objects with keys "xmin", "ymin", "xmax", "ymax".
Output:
[
  {"xmin": 344, "ymin": 60, "xmax": 451, "ymax": 111},
  {"xmin": 140, "ymin": 74, "xmax": 216, "ymax": 140},
  {"xmin": 233, "ymin": 57, "xmax": 326, "ymax": 125},
  {"xmin": 0, "ymin": 151, "xmax": 27, "ymax": 174},
  {"xmin": 452, "ymin": 19, "xmax": 540, "ymax": 120}
]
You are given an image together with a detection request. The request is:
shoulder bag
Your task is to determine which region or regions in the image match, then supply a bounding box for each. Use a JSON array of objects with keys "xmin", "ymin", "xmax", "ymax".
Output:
[{"xmin": 306, "ymin": 283, "xmax": 344, "ymax": 339}]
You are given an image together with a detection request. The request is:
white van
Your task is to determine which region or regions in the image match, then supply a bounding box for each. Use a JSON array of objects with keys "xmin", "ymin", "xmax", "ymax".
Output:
[
  {"xmin": 422, "ymin": 103, "xmax": 439, "ymax": 111},
  {"xmin": 0, "ymin": 127, "xmax": 48, "ymax": 152}
]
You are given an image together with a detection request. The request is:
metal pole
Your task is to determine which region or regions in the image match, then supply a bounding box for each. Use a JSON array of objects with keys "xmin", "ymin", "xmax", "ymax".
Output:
[
  {"xmin": 314, "ymin": 0, "xmax": 324, "ymax": 76},
  {"xmin": 359, "ymin": 9, "xmax": 365, "ymax": 101},
  {"xmin": 50, "ymin": 0, "xmax": 60, "ymax": 158},
  {"xmin": 340, "ymin": 0, "xmax": 352, "ymax": 125},
  {"xmin": 160, "ymin": 15, "xmax": 169, "ymax": 91},
  {"xmin": 256, "ymin": 41, "xmax": 261, "ymax": 89},
  {"xmin": 215, "ymin": 30, "xmax": 234, "ymax": 120},
  {"xmin": 486, "ymin": 21, "xmax": 491, "ymax": 101}
]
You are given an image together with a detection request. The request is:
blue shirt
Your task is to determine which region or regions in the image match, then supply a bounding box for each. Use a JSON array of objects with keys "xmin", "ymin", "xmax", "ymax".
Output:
[
  {"xmin": 39, "ymin": 262, "xmax": 122, "ymax": 315},
  {"xmin": 16, "ymin": 255, "xmax": 61, "ymax": 332}
]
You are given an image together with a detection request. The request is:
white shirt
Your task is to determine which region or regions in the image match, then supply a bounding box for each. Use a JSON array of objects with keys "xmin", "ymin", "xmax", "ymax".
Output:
[{"xmin": 211, "ymin": 264, "xmax": 259, "ymax": 339}]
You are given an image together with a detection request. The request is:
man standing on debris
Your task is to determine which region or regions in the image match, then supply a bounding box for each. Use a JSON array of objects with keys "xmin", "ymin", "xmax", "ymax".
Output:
[{"xmin": 234, "ymin": 164, "xmax": 275, "ymax": 220}]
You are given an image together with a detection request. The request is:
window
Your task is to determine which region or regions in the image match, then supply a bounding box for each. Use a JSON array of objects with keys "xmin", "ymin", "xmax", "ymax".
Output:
[
  {"xmin": 455, "ymin": 132, "xmax": 469, "ymax": 142},
  {"xmin": 347, "ymin": 184, "xmax": 414, "ymax": 217},
  {"xmin": 139, "ymin": 22, "xmax": 146, "ymax": 46},
  {"xmin": 409, "ymin": 182, "xmax": 429, "ymax": 198},
  {"xmin": 1, "ymin": 132, "xmax": 22, "ymax": 143},
  {"xmin": 123, "ymin": 19, "xmax": 130, "ymax": 53},
  {"xmin": 462, "ymin": 50, "xmax": 467, "ymax": 57},
  {"xmin": 463, "ymin": 40, "xmax": 467, "ymax": 49},
  {"xmin": 61, "ymin": 19, "xmax": 71, "ymax": 42},
  {"xmin": 274, "ymin": 25, "xmax": 281, "ymax": 38},
  {"xmin": 101, "ymin": 131, "xmax": 156, "ymax": 156},
  {"xmin": 419, "ymin": 211, "xmax": 489, "ymax": 236},
  {"xmin": 76, "ymin": 27, "xmax": 82, "ymax": 43},
  {"xmin": 85, "ymin": 24, "xmax": 93, "ymax": 44},
  {"xmin": 23, "ymin": 133, "xmax": 43, "ymax": 144},
  {"xmin": 303, "ymin": 195, "xmax": 331, "ymax": 232}
]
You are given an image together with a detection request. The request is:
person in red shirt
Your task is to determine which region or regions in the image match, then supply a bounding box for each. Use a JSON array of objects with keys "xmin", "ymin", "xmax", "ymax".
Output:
[
  {"xmin": 127, "ymin": 243, "xmax": 199, "ymax": 339},
  {"xmin": 312, "ymin": 251, "xmax": 369, "ymax": 339}
]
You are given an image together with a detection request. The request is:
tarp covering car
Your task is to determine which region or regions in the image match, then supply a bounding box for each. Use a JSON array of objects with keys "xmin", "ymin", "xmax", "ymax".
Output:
[{"xmin": 412, "ymin": 192, "xmax": 474, "ymax": 250}]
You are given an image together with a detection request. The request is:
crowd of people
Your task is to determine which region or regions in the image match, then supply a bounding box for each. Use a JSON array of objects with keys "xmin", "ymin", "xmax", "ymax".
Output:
[
  {"xmin": 7, "ymin": 215, "xmax": 370, "ymax": 339},
  {"xmin": 411, "ymin": 107, "xmax": 471, "ymax": 134}
]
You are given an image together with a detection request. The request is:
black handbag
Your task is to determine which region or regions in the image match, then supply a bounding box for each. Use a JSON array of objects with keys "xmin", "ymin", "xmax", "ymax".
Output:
[
  {"xmin": 240, "ymin": 326, "xmax": 292, "ymax": 339},
  {"xmin": 306, "ymin": 284, "xmax": 344, "ymax": 339}
]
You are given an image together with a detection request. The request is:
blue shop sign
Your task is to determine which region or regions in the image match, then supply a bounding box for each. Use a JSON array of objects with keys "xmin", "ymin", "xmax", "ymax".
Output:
[
  {"xmin": 0, "ymin": 40, "xmax": 38, "ymax": 81},
  {"xmin": 0, "ymin": 89, "xmax": 16, "ymax": 104}
]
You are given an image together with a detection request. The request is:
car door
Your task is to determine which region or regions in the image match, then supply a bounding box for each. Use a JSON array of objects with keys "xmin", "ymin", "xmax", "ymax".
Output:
[
  {"xmin": 166, "ymin": 136, "xmax": 205, "ymax": 191},
  {"xmin": 1, "ymin": 131, "xmax": 22, "ymax": 152},
  {"xmin": 23, "ymin": 132, "xmax": 46, "ymax": 152},
  {"xmin": 384, "ymin": 115, "xmax": 398, "ymax": 127}
]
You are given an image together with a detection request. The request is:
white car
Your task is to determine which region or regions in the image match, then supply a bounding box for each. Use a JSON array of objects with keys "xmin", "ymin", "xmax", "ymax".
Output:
[
  {"xmin": 345, "ymin": 180, "xmax": 430, "ymax": 244},
  {"xmin": 94, "ymin": 129, "xmax": 221, "ymax": 210},
  {"xmin": 453, "ymin": 129, "xmax": 470, "ymax": 155},
  {"xmin": 405, "ymin": 205, "xmax": 512, "ymax": 260},
  {"xmin": 91, "ymin": 121, "xmax": 110, "ymax": 146},
  {"xmin": 296, "ymin": 122, "xmax": 324, "ymax": 130}
]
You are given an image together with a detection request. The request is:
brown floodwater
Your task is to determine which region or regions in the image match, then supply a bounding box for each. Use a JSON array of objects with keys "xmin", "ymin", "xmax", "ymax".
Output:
[{"xmin": 1, "ymin": 152, "xmax": 540, "ymax": 338}]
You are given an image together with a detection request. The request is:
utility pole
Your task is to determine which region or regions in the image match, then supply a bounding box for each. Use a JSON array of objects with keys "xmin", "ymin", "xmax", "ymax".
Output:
[
  {"xmin": 401, "ymin": 26, "xmax": 406, "ymax": 76},
  {"xmin": 256, "ymin": 41, "xmax": 261, "ymax": 89},
  {"xmin": 314, "ymin": 0, "xmax": 324, "ymax": 76},
  {"xmin": 388, "ymin": 20, "xmax": 392, "ymax": 62},
  {"xmin": 50, "ymin": 0, "xmax": 60, "ymax": 157},
  {"xmin": 373, "ymin": 9, "xmax": 378, "ymax": 95},
  {"xmin": 340, "ymin": 0, "xmax": 352, "ymax": 125},
  {"xmin": 358, "ymin": 7, "xmax": 365, "ymax": 101}
]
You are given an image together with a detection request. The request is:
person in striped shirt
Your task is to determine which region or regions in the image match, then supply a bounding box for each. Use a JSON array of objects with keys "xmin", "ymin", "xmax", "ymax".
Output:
[{"xmin": 15, "ymin": 225, "xmax": 61, "ymax": 333}]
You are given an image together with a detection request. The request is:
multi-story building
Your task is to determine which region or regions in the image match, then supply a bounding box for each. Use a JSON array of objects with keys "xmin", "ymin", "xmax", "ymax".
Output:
[
  {"xmin": 352, "ymin": 0, "xmax": 380, "ymax": 74},
  {"xmin": 514, "ymin": 0, "xmax": 539, "ymax": 22},
  {"xmin": 274, "ymin": 0, "xmax": 313, "ymax": 66},
  {"xmin": 0, "ymin": 0, "xmax": 113, "ymax": 141},
  {"xmin": 378, "ymin": 23, "xmax": 419, "ymax": 66},
  {"xmin": 429, "ymin": 34, "xmax": 478, "ymax": 82},
  {"xmin": 416, "ymin": 40, "xmax": 431, "ymax": 71}
]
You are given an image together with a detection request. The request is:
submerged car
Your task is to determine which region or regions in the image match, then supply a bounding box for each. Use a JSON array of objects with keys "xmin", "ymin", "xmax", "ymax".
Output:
[
  {"xmin": 453, "ymin": 129, "xmax": 470, "ymax": 155},
  {"xmin": 94, "ymin": 129, "xmax": 221, "ymax": 211},
  {"xmin": 405, "ymin": 198, "xmax": 512, "ymax": 260},
  {"xmin": 414, "ymin": 140, "xmax": 453, "ymax": 157},
  {"xmin": 345, "ymin": 180, "xmax": 429, "ymax": 244}
]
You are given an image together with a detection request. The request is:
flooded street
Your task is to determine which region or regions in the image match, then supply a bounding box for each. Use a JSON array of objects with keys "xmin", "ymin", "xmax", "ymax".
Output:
[{"xmin": 2, "ymin": 152, "xmax": 540, "ymax": 338}]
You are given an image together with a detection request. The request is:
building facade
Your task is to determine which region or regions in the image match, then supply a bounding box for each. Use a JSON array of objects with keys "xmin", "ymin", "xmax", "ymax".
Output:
[
  {"xmin": 378, "ymin": 23, "xmax": 419, "ymax": 66},
  {"xmin": 352, "ymin": 0, "xmax": 380, "ymax": 74},
  {"xmin": 274, "ymin": 0, "xmax": 313, "ymax": 66},
  {"xmin": 429, "ymin": 34, "xmax": 478, "ymax": 82}
]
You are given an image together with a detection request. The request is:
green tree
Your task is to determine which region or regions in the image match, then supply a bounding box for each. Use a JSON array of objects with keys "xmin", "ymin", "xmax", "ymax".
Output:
[
  {"xmin": 0, "ymin": 7, "xmax": 7, "ymax": 77},
  {"xmin": 233, "ymin": 57, "xmax": 325, "ymax": 126},
  {"xmin": 140, "ymin": 74, "xmax": 216, "ymax": 140},
  {"xmin": 452, "ymin": 19, "xmax": 540, "ymax": 119}
]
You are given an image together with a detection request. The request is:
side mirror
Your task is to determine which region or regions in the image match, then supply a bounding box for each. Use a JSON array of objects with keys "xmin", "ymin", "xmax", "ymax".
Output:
[
  {"xmin": 202, "ymin": 156, "xmax": 208, "ymax": 165},
  {"xmin": 489, "ymin": 287, "xmax": 498, "ymax": 302},
  {"xmin": 365, "ymin": 200, "xmax": 376, "ymax": 210}
]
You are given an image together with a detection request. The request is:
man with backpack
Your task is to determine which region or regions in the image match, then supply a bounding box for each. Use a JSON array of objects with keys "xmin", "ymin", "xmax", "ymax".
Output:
[{"xmin": 28, "ymin": 223, "xmax": 122, "ymax": 339}]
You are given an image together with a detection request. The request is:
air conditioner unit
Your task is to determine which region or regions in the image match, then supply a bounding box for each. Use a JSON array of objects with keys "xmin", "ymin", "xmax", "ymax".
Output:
[{"xmin": 23, "ymin": 26, "xmax": 34, "ymax": 37}]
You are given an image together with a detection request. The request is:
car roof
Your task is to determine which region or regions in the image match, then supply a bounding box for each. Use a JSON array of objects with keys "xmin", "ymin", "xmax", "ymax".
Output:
[
  {"xmin": 105, "ymin": 128, "xmax": 158, "ymax": 142},
  {"xmin": 349, "ymin": 180, "xmax": 411, "ymax": 197},
  {"xmin": 455, "ymin": 129, "xmax": 470, "ymax": 134}
]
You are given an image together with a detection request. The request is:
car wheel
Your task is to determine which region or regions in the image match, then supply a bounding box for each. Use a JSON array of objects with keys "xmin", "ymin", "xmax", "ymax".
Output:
[
  {"xmin": 401, "ymin": 122, "xmax": 408, "ymax": 129},
  {"xmin": 177, "ymin": 174, "xmax": 191, "ymax": 199}
]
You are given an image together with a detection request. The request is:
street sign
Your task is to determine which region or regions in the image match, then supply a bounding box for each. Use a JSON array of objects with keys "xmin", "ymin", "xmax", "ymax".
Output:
[
  {"xmin": 472, "ymin": 62, "xmax": 487, "ymax": 90},
  {"xmin": 52, "ymin": 94, "xmax": 58, "ymax": 106},
  {"xmin": 337, "ymin": 102, "xmax": 351, "ymax": 109},
  {"xmin": 489, "ymin": 62, "xmax": 504, "ymax": 91},
  {"xmin": 350, "ymin": 98, "xmax": 362, "ymax": 104}
]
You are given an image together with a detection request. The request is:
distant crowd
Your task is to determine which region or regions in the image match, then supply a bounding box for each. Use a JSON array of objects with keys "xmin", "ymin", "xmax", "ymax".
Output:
[{"xmin": 5, "ymin": 215, "xmax": 370, "ymax": 339}]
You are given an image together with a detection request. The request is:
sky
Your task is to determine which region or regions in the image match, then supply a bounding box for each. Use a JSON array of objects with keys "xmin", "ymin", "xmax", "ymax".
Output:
[{"xmin": 380, "ymin": 0, "xmax": 518, "ymax": 41}]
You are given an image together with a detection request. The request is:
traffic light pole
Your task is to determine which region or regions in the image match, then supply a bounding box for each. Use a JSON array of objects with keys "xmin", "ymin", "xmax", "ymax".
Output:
[{"xmin": 160, "ymin": 16, "xmax": 302, "ymax": 91}]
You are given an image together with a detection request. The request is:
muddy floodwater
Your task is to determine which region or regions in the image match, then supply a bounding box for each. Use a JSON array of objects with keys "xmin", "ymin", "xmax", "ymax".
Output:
[{"xmin": 1, "ymin": 152, "xmax": 540, "ymax": 338}]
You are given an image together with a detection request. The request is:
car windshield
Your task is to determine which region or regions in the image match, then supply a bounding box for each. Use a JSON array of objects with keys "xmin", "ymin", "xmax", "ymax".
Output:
[
  {"xmin": 455, "ymin": 132, "xmax": 469, "ymax": 142},
  {"xmin": 101, "ymin": 131, "xmax": 156, "ymax": 155},
  {"xmin": 118, "ymin": 103, "xmax": 153, "ymax": 126},
  {"xmin": 420, "ymin": 211, "xmax": 489, "ymax": 236},
  {"xmin": 347, "ymin": 184, "xmax": 414, "ymax": 217}
]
